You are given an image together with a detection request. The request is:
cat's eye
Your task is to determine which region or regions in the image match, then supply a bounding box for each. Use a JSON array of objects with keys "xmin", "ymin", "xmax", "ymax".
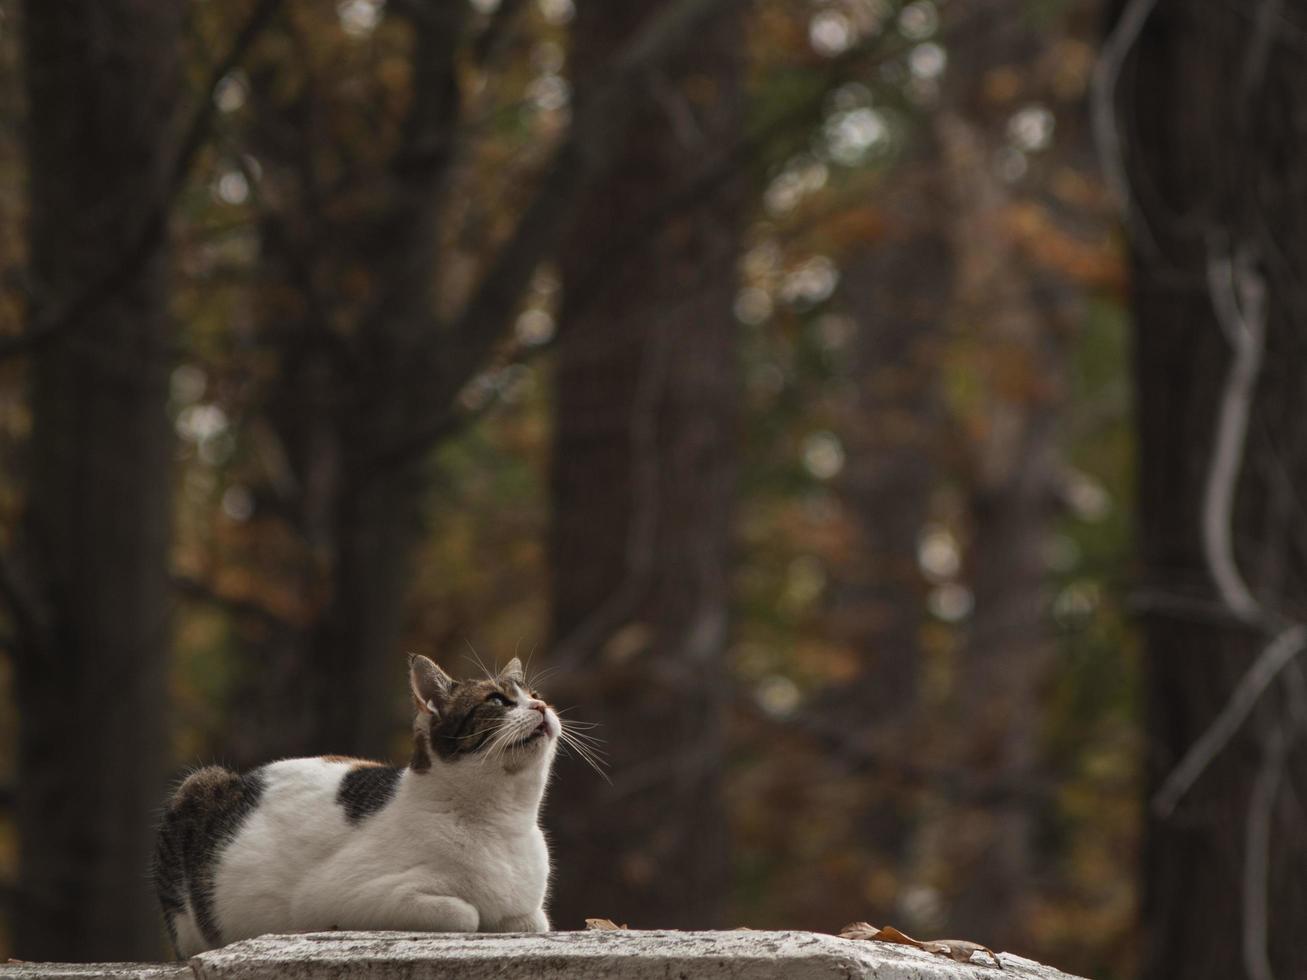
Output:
[{"xmin": 485, "ymin": 692, "xmax": 512, "ymax": 706}]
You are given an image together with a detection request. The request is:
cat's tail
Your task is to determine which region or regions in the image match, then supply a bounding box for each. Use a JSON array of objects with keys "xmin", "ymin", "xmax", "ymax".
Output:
[{"xmin": 152, "ymin": 776, "xmax": 194, "ymax": 959}]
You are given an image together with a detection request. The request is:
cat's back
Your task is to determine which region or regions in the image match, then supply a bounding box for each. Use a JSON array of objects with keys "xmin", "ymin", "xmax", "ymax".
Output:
[{"xmin": 218, "ymin": 756, "xmax": 363, "ymax": 865}]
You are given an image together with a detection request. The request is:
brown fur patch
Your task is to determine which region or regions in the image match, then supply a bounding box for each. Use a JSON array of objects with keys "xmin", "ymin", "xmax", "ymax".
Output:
[
  {"xmin": 170, "ymin": 765, "xmax": 236, "ymax": 806},
  {"xmin": 320, "ymin": 755, "xmax": 385, "ymax": 768},
  {"xmin": 409, "ymin": 732, "xmax": 433, "ymax": 773}
]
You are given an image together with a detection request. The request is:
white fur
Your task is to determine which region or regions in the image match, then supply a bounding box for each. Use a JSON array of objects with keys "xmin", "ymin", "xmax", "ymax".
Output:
[{"xmin": 173, "ymin": 701, "xmax": 559, "ymax": 956}]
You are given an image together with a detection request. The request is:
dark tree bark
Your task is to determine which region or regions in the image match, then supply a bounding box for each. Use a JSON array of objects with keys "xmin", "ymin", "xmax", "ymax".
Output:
[
  {"xmin": 12, "ymin": 0, "xmax": 182, "ymax": 959},
  {"xmin": 1121, "ymin": 1, "xmax": 1307, "ymax": 976},
  {"xmin": 545, "ymin": 1, "xmax": 747, "ymax": 930}
]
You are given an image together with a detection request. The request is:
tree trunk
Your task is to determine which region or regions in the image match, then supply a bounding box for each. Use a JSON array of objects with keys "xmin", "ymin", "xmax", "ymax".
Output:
[
  {"xmin": 1123, "ymin": 1, "xmax": 1307, "ymax": 976},
  {"xmin": 916, "ymin": 103, "xmax": 1061, "ymax": 952},
  {"xmin": 545, "ymin": 1, "xmax": 746, "ymax": 930},
  {"xmin": 916, "ymin": 0, "xmax": 1085, "ymax": 947},
  {"xmin": 13, "ymin": 0, "xmax": 181, "ymax": 959},
  {"xmin": 824, "ymin": 154, "xmax": 950, "ymax": 901}
]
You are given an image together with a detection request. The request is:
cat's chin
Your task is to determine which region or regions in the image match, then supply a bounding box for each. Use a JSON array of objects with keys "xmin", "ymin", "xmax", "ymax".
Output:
[
  {"xmin": 510, "ymin": 724, "xmax": 555, "ymax": 752},
  {"xmin": 494, "ymin": 727, "xmax": 556, "ymax": 775}
]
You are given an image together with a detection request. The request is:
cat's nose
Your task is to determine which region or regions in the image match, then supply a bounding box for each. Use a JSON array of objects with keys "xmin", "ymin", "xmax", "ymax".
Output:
[{"xmin": 528, "ymin": 700, "xmax": 548, "ymax": 717}]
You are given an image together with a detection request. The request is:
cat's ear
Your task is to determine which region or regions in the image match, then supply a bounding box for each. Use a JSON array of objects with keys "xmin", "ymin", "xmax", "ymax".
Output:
[
  {"xmin": 499, "ymin": 657, "xmax": 525, "ymax": 685},
  {"xmin": 409, "ymin": 654, "xmax": 454, "ymax": 715}
]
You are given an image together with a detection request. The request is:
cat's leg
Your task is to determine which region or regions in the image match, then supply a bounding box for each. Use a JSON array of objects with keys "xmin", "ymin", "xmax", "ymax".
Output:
[
  {"xmin": 486, "ymin": 908, "xmax": 549, "ymax": 933},
  {"xmin": 306, "ymin": 876, "xmax": 480, "ymax": 933},
  {"xmin": 390, "ymin": 893, "xmax": 480, "ymax": 933}
]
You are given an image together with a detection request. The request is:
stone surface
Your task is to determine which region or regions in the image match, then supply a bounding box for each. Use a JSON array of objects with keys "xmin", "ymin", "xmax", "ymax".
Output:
[
  {"xmin": 0, "ymin": 965, "xmax": 191, "ymax": 980},
  {"xmin": 1, "ymin": 931, "xmax": 1091, "ymax": 980}
]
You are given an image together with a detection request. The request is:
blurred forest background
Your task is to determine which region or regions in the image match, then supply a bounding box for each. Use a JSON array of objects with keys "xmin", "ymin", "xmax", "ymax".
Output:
[{"xmin": 1, "ymin": 0, "xmax": 1305, "ymax": 978}]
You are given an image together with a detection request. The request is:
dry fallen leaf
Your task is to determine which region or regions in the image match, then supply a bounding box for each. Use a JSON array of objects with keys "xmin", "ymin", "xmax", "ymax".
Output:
[
  {"xmin": 930, "ymin": 939, "xmax": 1003, "ymax": 967},
  {"xmin": 877, "ymin": 925, "xmax": 928, "ymax": 949},
  {"xmin": 839, "ymin": 922, "xmax": 883, "ymax": 941},
  {"xmin": 585, "ymin": 917, "xmax": 628, "ymax": 930},
  {"xmin": 839, "ymin": 921, "xmax": 1002, "ymax": 969}
]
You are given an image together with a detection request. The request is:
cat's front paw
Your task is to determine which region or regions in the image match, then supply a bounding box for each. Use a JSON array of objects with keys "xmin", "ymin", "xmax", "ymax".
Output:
[
  {"xmin": 409, "ymin": 894, "xmax": 480, "ymax": 932},
  {"xmin": 487, "ymin": 908, "xmax": 549, "ymax": 933}
]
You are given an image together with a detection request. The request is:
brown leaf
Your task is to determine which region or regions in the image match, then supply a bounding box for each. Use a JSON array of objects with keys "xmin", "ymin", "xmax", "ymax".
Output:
[
  {"xmin": 875, "ymin": 925, "xmax": 931, "ymax": 950},
  {"xmin": 839, "ymin": 922, "xmax": 883, "ymax": 941},
  {"xmin": 838, "ymin": 922, "xmax": 1002, "ymax": 969},
  {"xmin": 585, "ymin": 917, "xmax": 628, "ymax": 930},
  {"xmin": 930, "ymin": 939, "xmax": 1003, "ymax": 968}
]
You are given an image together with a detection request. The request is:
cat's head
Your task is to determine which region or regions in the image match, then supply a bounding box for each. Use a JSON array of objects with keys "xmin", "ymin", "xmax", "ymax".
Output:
[{"xmin": 407, "ymin": 654, "xmax": 559, "ymax": 775}]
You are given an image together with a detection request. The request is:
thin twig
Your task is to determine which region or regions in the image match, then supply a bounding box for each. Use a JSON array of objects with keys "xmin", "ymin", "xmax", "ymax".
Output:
[
  {"xmin": 372, "ymin": 0, "xmax": 744, "ymax": 475},
  {"xmin": 1090, "ymin": 0, "xmax": 1159, "ymax": 251},
  {"xmin": 1243, "ymin": 731, "xmax": 1284, "ymax": 980},
  {"xmin": 1202, "ymin": 241, "xmax": 1267, "ymax": 621},
  {"xmin": 1153, "ymin": 624, "xmax": 1307, "ymax": 817},
  {"xmin": 172, "ymin": 573, "xmax": 296, "ymax": 633}
]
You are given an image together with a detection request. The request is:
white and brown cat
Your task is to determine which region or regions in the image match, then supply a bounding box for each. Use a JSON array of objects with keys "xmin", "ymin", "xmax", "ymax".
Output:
[{"xmin": 153, "ymin": 656, "xmax": 559, "ymax": 956}]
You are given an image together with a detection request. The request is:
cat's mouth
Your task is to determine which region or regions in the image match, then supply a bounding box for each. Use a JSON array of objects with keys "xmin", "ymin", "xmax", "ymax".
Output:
[{"xmin": 510, "ymin": 720, "xmax": 552, "ymax": 749}]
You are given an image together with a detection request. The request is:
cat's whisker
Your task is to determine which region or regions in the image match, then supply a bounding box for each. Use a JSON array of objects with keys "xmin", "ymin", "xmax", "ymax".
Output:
[
  {"xmin": 559, "ymin": 730, "xmax": 605, "ymax": 752},
  {"xmin": 559, "ymin": 726, "xmax": 603, "ymax": 747},
  {"xmin": 561, "ymin": 741, "xmax": 607, "ymax": 764},
  {"xmin": 553, "ymin": 706, "xmax": 600, "ymax": 722},
  {"xmin": 454, "ymin": 721, "xmax": 508, "ymax": 740},
  {"xmin": 462, "ymin": 638, "xmax": 496, "ymax": 682},
  {"xmin": 556, "ymin": 728, "xmax": 611, "ymax": 783},
  {"xmin": 479, "ymin": 723, "xmax": 520, "ymax": 764},
  {"xmin": 560, "ymin": 744, "xmax": 610, "ymax": 784},
  {"xmin": 560, "ymin": 719, "xmax": 605, "ymax": 742},
  {"xmin": 526, "ymin": 663, "xmax": 562, "ymax": 688}
]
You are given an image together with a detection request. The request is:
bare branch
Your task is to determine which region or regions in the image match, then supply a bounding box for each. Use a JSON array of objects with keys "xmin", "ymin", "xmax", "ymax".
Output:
[
  {"xmin": 0, "ymin": 0, "xmax": 285, "ymax": 360},
  {"xmin": 1129, "ymin": 588, "xmax": 1256, "ymax": 628},
  {"xmin": 1243, "ymin": 731, "xmax": 1285, "ymax": 980},
  {"xmin": 1091, "ymin": 0, "xmax": 1159, "ymax": 251},
  {"xmin": 1154, "ymin": 624, "xmax": 1307, "ymax": 817},
  {"xmin": 1201, "ymin": 241, "xmax": 1267, "ymax": 621},
  {"xmin": 374, "ymin": 0, "xmax": 743, "ymax": 471},
  {"xmin": 373, "ymin": 2, "xmax": 988, "ymax": 475},
  {"xmin": 173, "ymin": 573, "xmax": 296, "ymax": 634}
]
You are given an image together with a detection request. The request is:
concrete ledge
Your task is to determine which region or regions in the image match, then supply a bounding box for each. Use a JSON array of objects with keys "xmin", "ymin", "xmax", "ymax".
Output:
[
  {"xmin": 3, "ymin": 931, "xmax": 1090, "ymax": 980},
  {"xmin": 0, "ymin": 966, "xmax": 191, "ymax": 980}
]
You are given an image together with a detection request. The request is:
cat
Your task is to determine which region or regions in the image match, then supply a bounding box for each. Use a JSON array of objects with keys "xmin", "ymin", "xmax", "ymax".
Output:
[{"xmin": 152, "ymin": 655, "xmax": 561, "ymax": 957}]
